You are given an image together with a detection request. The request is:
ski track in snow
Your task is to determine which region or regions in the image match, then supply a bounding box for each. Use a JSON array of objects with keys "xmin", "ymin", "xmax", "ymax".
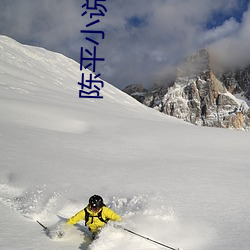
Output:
[{"xmin": 0, "ymin": 180, "xmax": 211, "ymax": 250}]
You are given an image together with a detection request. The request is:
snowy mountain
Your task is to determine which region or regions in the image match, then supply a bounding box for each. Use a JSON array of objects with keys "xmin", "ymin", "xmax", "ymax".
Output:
[
  {"xmin": 217, "ymin": 65, "xmax": 250, "ymax": 100},
  {"xmin": 124, "ymin": 49, "xmax": 250, "ymax": 130},
  {"xmin": 0, "ymin": 36, "xmax": 250, "ymax": 250}
]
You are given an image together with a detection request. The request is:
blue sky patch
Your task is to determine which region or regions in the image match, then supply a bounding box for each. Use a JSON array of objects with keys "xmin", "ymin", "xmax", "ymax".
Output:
[
  {"xmin": 126, "ymin": 15, "xmax": 147, "ymax": 28},
  {"xmin": 206, "ymin": 0, "xmax": 249, "ymax": 29}
]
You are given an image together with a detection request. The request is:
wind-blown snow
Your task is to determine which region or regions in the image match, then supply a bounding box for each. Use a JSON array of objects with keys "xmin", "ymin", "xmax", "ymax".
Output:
[{"xmin": 0, "ymin": 35, "xmax": 250, "ymax": 250}]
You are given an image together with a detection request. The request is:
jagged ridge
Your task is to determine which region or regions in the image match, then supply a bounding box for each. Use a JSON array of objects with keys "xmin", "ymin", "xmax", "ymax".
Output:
[{"xmin": 123, "ymin": 49, "xmax": 250, "ymax": 130}]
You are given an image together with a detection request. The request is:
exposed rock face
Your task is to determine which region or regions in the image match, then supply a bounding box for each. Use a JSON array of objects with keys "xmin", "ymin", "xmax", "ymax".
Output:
[
  {"xmin": 123, "ymin": 49, "xmax": 250, "ymax": 130},
  {"xmin": 123, "ymin": 84, "xmax": 147, "ymax": 103},
  {"xmin": 217, "ymin": 66, "xmax": 250, "ymax": 99}
]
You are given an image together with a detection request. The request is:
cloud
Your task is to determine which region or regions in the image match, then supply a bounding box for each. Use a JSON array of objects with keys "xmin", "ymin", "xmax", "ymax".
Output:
[
  {"xmin": 0, "ymin": 0, "xmax": 249, "ymax": 89},
  {"xmin": 209, "ymin": 4, "xmax": 250, "ymax": 69},
  {"xmin": 99, "ymin": 0, "xmax": 249, "ymax": 87},
  {"xmin": 200, "ymin": 18, "xmax": 240, "ymax": 45},
  {"xmin": 0, "ymin": 0, "xmax": 82, "ymax": 57}
]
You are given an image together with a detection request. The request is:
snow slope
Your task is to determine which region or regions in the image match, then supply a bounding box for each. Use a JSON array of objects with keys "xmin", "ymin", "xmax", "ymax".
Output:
[{"xmin": 0, "ymin": 35, "xmax": 250, "ymax": 250}]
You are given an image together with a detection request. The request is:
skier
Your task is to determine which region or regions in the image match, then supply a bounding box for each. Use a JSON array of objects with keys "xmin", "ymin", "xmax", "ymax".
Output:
[{"xmin": 66, "ymin": 194, "xmax": 122, "ymax": 239}]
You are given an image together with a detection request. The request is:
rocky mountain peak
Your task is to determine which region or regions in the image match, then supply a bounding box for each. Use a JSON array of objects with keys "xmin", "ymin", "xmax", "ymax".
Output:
[
  {"xmin": 177, "ymin": 49, "xmax": 210, "ymax": 78},
  {"xmin": 123, "ymin": 49, "xmax": 250, "ymax": 130}
]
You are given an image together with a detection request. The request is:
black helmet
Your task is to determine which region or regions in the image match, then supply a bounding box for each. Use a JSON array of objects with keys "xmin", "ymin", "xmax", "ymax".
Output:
[{"xmin": 89, "ymin": 195, "xmax": 104, "ymax": 210}]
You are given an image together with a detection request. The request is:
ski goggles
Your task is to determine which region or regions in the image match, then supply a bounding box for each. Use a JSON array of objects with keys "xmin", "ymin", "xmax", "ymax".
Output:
[{"xmin": 89, "ymin": 205, "xmax": 101, "ymax": 212}]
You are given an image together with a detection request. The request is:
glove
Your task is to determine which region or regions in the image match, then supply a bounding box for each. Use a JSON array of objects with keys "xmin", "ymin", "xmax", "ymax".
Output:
[
  {"xmin": 56, "ymin": 230, "xmax": 64, "ymax": 238},
  {"xmin": 113, "ymin": 223, "xmax": 123, "ymax": 229},
  {"xmin": 55, "ymin": 222, "xmax": 71, "ymax": 238}
]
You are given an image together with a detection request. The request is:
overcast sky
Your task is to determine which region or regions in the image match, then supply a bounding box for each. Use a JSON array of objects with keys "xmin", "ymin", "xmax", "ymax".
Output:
[{"xmin": 0, "ymin": 0, "xmax": 249, "ymax": 89}]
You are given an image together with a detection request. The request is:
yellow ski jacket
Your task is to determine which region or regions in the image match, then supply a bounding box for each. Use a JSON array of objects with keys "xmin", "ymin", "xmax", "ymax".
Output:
[{"xmin": 67, "ymin": 206, "xmax": 121, "ymax": 233}]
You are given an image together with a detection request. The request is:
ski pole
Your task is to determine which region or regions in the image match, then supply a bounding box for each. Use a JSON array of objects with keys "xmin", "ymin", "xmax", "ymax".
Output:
[
  {"xmin": 37, "ymin": 220, "xmax": 48, "ymax": 231},
  {"xmin": 122, "ymin": 227, "xmax": 180, "ymax": 250}
]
